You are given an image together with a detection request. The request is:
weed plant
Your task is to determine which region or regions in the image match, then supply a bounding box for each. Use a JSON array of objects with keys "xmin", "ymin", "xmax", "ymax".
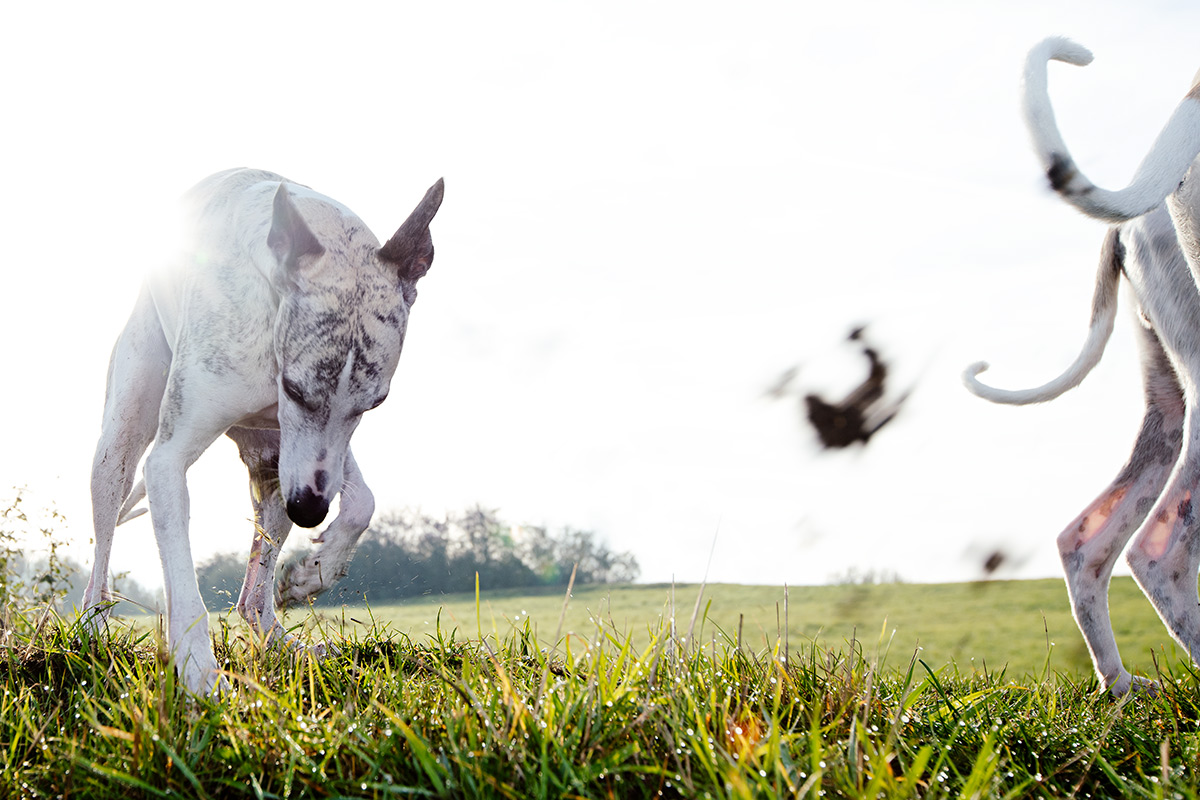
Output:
[{"xmin": 4, "ymin": 580, "xmax": 1200, "ymax": 799}]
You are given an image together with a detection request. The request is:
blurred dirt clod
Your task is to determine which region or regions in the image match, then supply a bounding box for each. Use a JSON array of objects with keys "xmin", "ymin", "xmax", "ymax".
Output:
[{"xmin": 773, "ymin": 326, "xmax": 911, "ymax": 449}]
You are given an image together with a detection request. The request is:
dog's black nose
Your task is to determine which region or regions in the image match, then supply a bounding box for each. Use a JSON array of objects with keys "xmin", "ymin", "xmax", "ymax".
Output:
[{"xmin": 286, "ymin": 487, "xmax": 329, "ymax": 528}]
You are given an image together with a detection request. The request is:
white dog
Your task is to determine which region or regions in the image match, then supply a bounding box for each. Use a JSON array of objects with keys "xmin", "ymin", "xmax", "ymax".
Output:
[
  {"xmin": 84, "ymin": 168, "xmax": 443, "ymax": 693},
  {"xmin": 966, "ymin": 38, "xmax": 1200, "ymax": 695}
]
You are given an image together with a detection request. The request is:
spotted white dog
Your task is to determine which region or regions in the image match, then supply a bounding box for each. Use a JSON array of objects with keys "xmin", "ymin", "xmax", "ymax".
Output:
[
  {"xmin": 85, "ymin": 168, "xmax": 443, "ymax": 693},
  {"xmin": 966, "ymin": 38, "xmax": 1200, "ymax": 695}
]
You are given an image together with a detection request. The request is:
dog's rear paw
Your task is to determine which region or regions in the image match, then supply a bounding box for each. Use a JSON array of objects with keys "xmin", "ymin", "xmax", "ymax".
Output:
[
  {"xmin": 179, "ymin": 654, "xmax": 228, "ymax": 698},
  {"xmin": 208, "ymin": 674, "xmax": 234, "ymax": 698},
  {"xmin": 307, "ymin": 640, "xmax": 340, "ymax": 659},
  {"xmin": 1106, "ymin": 672, "xmax": 1158, "ymax": 698},
  {"xmin": 78, "ymin": 603, "xmax": 114, "ymax": 638}
]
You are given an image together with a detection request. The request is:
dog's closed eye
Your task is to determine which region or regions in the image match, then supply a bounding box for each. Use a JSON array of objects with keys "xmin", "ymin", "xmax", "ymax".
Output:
[{"xmin": 281, "ymin": 376, "xmax": 317, "ymax": 411}]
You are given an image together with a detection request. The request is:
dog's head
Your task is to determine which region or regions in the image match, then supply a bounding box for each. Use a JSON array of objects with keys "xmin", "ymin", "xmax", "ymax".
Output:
[{"xmin": 268, "ymin": 179, "xmax": 443, "ymax": 528}]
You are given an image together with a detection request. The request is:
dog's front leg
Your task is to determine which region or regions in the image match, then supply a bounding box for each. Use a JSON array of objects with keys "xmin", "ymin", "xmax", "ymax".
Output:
[
  {"xmin": 143, "ymin": 420, "xmax": 227, "ymax": 695},
  {"xmin": 227, "ymin": 427, "xmax": 295, "ymax": 647},
  {"xmin": 277, "ymin": 447, "xmax": 375, "ymax": 608},
  {"xmin": 236, "ymin": 505, "xmax": 294, "ymax": 645}
]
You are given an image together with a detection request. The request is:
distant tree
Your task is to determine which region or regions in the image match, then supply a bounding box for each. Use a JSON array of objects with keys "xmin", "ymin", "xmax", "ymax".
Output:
[
  {"xmin": 60, "ymin": 563, "xmax": 162, "ymax": 615},
  {"xmin": 315, "ymin": 506, "xmax": 638, "ymax": 604},
  {"xmin": 196, "ymin": 551, "xmax": 247, "ymax": 610},
  {"xmin": 107, "ymin": 570, "xmax": 163, "ymax": 614},
  {"xmin": 451, "ymin": 507, "xmax": 538, "ymax": 592},
  {"xmin": 407, "ymin": 513, "xmax": 454, "ymax": 593},
  {"xmin": 828, "ymin": 566, "xmax": 904, "ymax": 585},
  {"xmin": 184, "ymin": 507, "xmax": 639, "ymax": 609},
  {"xmin": 515, "ymin": 524, "xmax": 560, "ymax": 583},
  {"xmin": 549, "ymin": 527, "xmax": 640, "ymax": 584}
]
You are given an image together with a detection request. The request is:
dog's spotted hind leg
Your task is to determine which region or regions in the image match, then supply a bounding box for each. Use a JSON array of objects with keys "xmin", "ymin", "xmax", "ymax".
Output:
[
  {"xmin": 1058, "ymin": 323, "xmax": 1184, "ymax": 696},
  {"xmin": 85, "ymin": 287, "xmax": 170, "ymax": 630},
  {"xmin": 1126, "ymin": 414, "xmax": 1200, "ymax": 675}
]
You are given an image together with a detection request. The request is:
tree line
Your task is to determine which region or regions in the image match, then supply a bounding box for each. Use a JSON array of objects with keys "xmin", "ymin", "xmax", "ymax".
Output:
[{"xmin": 196, "ymin": 506, "xmax": 639, "ymax": 609}]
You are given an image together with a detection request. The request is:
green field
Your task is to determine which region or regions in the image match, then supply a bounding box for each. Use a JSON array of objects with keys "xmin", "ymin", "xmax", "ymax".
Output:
[
  {"xmin": 6, "ymin": 576, "xmax": 1200, "ymax": 798},
  {"xmin": 301, "ymin": 575, "xmax": 1181, "ymax": 681}
]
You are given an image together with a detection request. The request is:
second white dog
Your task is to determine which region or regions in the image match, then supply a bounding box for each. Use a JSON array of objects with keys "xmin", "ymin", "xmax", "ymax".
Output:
[{"xmin": 966, "ymin": 38, "xmax": 1200, "ymax": 695}]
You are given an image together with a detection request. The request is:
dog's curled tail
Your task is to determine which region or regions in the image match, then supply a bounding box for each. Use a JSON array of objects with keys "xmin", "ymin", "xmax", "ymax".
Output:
[
  {"xmin": 1025, "ymin": 36, "xmax": 1200, "ymax": 223},
  {"xmin": 963, "ymin": 226, "xmax": 1122, "ymax": 405}
]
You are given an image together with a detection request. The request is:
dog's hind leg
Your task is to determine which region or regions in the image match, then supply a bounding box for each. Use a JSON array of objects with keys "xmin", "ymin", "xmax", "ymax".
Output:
[
  {"xmin": 1057, "ymin": 322, "xmax": 1185, "ymax": 695},
  {"xmin": 277, "ymin": 447, "xmax": 375, "ymax": 608},
  {"xmin": 226, "ymin": 427, "xmax": 295, "ymax": 646},
  {"xmin": 1126, "ymin": 386, "xmax": 1200, "ymax": 673},
  {"xmin": 85, "ymin": 287, "xmax": 170, "ymax": 624}
]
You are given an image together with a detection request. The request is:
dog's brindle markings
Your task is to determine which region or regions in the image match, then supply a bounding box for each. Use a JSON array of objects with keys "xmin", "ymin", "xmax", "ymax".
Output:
[
  {"xmin": 965, "ymin": 37, "xmax": 1200, "ymax": 695},
  {"xmin": 85, "ymin": 169, "xmax": 443, "ymax": 694}
]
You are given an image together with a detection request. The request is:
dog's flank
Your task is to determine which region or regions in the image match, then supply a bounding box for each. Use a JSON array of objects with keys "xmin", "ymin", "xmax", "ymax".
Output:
[
  {"xmin": 962, "ymin": 225, "xmax": 1123, "ymax": 404},
  {"xmin": 1024, "ymin": 36, "xmax": 1200, "ymax": 222},
  {"xmin": 86, "ymin": 169, "xmax": 443, "ymax": 694}
]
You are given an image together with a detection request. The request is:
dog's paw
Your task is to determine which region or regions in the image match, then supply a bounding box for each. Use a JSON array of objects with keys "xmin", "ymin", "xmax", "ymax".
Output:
[
  {"xmin": 78, "ymin": 604, "xmax": 112, "ymax": 638},
  {"xmin": 271, "ymin": 630, "xmax": 338, "ymax": 662},
  {"xmin": 276, "ymin": 555, "xmax": 343, "ymax": 608},
  {"xmin": 308, "ymin": 640, "xmax": 341, "ymax": 659},
  {"xmin": 1106, "ymin": 672, "xmax": 1158, "ymax": 698},
  {"xmin": 207, "ymin": 674, "xmax": 234, "ymax": 698},
  {"xmin": 178, "ymin": 652, "xmax": 228, "ymax": 698}
]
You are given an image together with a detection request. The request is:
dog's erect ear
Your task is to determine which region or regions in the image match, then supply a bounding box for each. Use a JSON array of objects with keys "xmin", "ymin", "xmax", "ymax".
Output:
[
  {"xmin": 378, "ymin": 179, "xmax": 444, "ymax": 288},
  {"xmin": 268, "ymin": 183, "xmax": 325, "ymax": 271}
]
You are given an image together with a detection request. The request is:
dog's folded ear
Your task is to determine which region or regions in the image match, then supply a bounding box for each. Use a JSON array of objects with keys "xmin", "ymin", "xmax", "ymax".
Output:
[
  {"xmin": 268, "ymin": 184, "xmax": 326, "ymax": 271},
  {"xmin": 378, "ymin": 178, "xmax": 444, "ymax": 291}
]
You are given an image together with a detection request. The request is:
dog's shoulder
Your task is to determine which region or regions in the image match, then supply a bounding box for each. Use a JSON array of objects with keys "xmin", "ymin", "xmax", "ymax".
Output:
[{"xmin": 183, "ymin": 169, "xmax": 286, "ymax": 226}]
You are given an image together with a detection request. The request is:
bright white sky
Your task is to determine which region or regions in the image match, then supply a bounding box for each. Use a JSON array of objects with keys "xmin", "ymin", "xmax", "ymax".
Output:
[{"xmin": 3, "ymin": 1, "xmax": 1199, "ymax": 591}]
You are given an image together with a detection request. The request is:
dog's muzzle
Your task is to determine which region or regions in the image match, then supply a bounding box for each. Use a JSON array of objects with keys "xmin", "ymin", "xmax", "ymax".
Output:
[{"xmin": 286, "ymin": 487, "xmax": 330, "ymax": 528}]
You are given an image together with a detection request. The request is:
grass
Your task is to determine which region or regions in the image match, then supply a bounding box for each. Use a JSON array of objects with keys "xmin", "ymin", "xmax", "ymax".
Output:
[
  {"xmin": 333, "ymin": 575, "xmax": 1182, "ymax": 680},
  {"xmin": 3, "ymin": 577, "xmax": 1200, "ymax": 798}
]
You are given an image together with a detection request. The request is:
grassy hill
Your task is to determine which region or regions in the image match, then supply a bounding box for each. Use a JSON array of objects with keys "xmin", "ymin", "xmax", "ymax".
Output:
[
  {"xmin": 6, "ymin": 574, "xmax": 1199, "ymax": 797},
  {"xmin": 304, "ymin": 575, "xmax": 1181, "ymax": 681}
]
